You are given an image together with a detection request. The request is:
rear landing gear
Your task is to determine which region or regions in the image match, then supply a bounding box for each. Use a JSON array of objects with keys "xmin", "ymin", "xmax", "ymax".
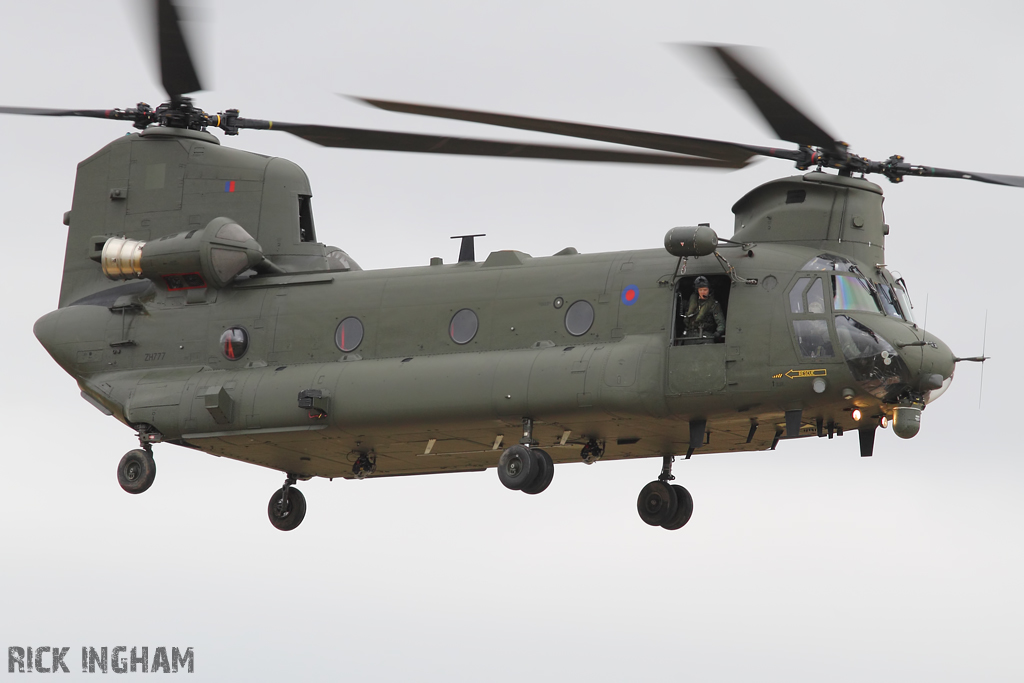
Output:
[
  {"xmin": 118, "ymin": 425, "xmax": 163, "ymax": 494},
  {"xmin": 117, "ymin": 446, "xmax": 156, "ymax": 494},
  {"xmin": 268, "ymin": 476, "xmax": 306, "ymax": 531},
  {"xmin": 637, "ymin": 455, "xmax": 693, "ymax": 530}
]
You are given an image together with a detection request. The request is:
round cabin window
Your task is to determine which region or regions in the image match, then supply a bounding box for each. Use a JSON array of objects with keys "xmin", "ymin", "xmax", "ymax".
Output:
[
  {"xmin": 220, "ymin": 327, "xmax": 249, "ymax": 360},
  {"xmin": 564, "ymin": 300, "xmax": 594, "ymax": 336},
  {"xmin": 335, "ymin": 317, "xmax": 364, "ymax": 352},
  {"xmin": 449, "ymin": 309, "xmax": 479, "ymax": 345}
]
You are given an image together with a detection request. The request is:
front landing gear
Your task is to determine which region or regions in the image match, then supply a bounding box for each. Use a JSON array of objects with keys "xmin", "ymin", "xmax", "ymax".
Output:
[
  {"xmin": 117, "ymin": 447, "xmax": 156, "ymax": 494},
  {"xmin": 497, "ymin": 445, "xmax": 555, "ymax": 494},
  {"xmin": 496, "ymin": 418, "xmax": 556, "ymax": 495},
  {"xmin": 636, "ymin": 455, "xmax": 693, "ymax": 530},
  {"xmin": 268, "ymin": 476, "xmax": 306, "ymax": 531}
]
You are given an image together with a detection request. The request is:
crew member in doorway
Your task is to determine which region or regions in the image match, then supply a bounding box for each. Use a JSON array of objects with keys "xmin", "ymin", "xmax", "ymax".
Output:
[{"xmin": 683, "ymin": 275, "xmax": 726, "ymax": 340}]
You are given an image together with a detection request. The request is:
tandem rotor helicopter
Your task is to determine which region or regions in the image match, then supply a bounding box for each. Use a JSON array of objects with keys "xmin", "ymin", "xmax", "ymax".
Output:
[{"xmin": 6, "ymin": 1, "xmax": 1002, "ymax": 531}]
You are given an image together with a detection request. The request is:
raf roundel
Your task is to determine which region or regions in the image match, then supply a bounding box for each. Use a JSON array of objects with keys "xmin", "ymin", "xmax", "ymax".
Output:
[{"xmin": 621, "ymin": 285, "xmax": 639, "ymax": 306}]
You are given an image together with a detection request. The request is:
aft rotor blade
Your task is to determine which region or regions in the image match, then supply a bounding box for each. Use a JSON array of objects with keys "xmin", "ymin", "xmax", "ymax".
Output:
[
  {"xmin": 157, "ymin": 0, "xmax": 202, "ymax": 101},
  {"xmin": 272, "ymin": 122, "xmax": 741, "ymax": 167},
  {"xmin": 350, "ymin": 96, "xmax": 757, "ymax": 167},
  {"xmin": 696, "ymin": 45, "xmax": 840, "ymax": 153}
]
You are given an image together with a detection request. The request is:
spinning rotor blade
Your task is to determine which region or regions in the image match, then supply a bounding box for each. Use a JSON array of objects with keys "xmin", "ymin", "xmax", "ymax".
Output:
[
  {"xmin": 694, "ymin": 45, "xmax": 841, "ymax": 154},
  {"xmin": 351, "ymin": 97, "xmax": 757, "ymax": 167},
  {"xmin": 899, "ymin": 165, "xmax": 1024, "ymax": 188},
  {"xmin": 271, "ymin": 122, "xmax": 739, "ymax": 167},
  {"xmin": 0, "ymin": 106, "xmax": 120, "ymax": 119},
  {"xmin": 157, "ymin": 0, "xmax": 203, "ymax": 101}
]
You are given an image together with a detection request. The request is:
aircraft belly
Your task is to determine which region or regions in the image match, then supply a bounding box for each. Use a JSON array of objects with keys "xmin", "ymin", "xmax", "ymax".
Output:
[
  {"xmin": 170, "ymin": 336, "xmax": 681, "ymax": 478},
  {"xmin": 180, "ymin": 410, "xmax": 783, "ymax": 480}
]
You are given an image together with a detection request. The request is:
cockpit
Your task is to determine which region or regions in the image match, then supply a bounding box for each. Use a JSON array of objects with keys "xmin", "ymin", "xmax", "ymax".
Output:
[{"xmin": 787, "ymin": 253, "xmax": 951, "ymax": 407}]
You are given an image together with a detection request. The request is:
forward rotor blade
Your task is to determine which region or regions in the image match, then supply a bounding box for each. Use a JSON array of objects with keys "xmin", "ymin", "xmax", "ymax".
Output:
[
  {"xmin": 696, "ymin": 45, "xmax": 840, "ymax": 153},
  {"xmin": 350, "ymin": 96, "xmax": 757, "ymax": 167},
  {"xmin": 272, "ymin": 122, "xmax": 741, "ymax": 167},
  {"xmin": 157, "ymin": 0, "xmax": 202, "ymax": 101},
  {"xmin": 0, "ymin": 106, "xmax": 117, "ymax": 118}
]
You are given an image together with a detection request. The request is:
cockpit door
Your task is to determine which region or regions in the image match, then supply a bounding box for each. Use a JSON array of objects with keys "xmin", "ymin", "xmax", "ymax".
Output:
[{"xmin": 783, "ymin": 275, "xmax": 843, "ymax": 365}]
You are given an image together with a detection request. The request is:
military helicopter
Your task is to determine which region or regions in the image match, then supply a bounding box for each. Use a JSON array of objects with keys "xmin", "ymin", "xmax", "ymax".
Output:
[{"xmin": 5, "ymin": 1, "xmax": 1000, "ymax": 532}]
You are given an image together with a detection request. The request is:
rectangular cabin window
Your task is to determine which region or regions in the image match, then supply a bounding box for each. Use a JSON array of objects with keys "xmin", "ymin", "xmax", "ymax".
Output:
[{"xmin": 298, "ymin": 195, "xmax": 316, "ymax": 243}]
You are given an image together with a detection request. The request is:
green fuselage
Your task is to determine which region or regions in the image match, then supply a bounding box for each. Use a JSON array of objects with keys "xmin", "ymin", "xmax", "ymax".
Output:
[{"xmin": 33, "ymin": 129, "xmax": 956, "ymax": 480}]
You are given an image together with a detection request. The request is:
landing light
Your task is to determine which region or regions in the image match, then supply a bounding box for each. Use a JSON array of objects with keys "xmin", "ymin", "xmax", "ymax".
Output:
[
  {"xmin": 880, "ymin": 416, "xmax": 889, "ymax": 429},
  {"xmin": 852, "ymin": 409, "xmax": 862, "ymax": 421}
]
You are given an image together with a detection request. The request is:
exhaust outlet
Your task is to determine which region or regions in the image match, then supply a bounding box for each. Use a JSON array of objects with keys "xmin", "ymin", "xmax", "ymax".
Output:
[{"xmin": 101, "ymin": 237, "xmax": 145, "ymax": 280}]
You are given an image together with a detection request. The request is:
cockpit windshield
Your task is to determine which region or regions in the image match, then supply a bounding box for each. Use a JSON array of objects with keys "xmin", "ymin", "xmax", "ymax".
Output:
[
  {"xmin": 875, "ymin": 281, "xmax": 903, "ymax": 319},
  {"xmin": 893, "ymin": 278, "xmax": 915, "ymax": 324},
  {"xmin": 804, "ymin": 254, "xmax": 914, "ymax": 322},
  {"xmin": 833, "ymin": 275, "xmax": 882, "ymax": 313},
  {"xmin": 802, "ymin": 253, "xmax": 858, "ymax": 272}
]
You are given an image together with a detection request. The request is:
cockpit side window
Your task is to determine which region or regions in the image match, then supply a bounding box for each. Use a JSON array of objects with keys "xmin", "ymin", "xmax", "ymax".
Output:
[
  {"xmin": 789, "ymin": 277, "xmax": 826, "ymax": 315},
  {"xmin": 793, "ymin": 319, "xmax": 834, "ymax": 358},
  {"xmin": 806, "ymin": 279, "xmax": 825, "ymax": 314},
  {"xmin": 789, "ymin": 277, "xmax": 811, "ymax": 313}
]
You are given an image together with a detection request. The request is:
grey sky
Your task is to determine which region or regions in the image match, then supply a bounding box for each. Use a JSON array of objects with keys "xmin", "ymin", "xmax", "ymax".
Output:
[{"xmin": 1, "ymin": 1, "xmax": 1022, "ymax": 680}]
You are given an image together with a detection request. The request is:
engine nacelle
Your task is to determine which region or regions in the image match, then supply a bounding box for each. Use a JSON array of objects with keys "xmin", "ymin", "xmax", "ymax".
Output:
[
  {"xmin": 100, "ymin": 217, "xmax": 267, "ymax": 289},
  {"xmin": 664, "ymin": 224, "xmax": 719, "ymax": 258}
]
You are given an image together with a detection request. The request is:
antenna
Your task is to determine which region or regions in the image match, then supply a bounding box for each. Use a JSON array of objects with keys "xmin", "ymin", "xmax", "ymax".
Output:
[
  {"xmin": 979, "ymin": 310, "xmax": 988, "ymax": 408},
  {"xmin": 451, "ymin": 234, "xmax": 485, "ymax": 263},
  {"xmin": 921, "ymin": 293, "xmax": 929, "ymax": 342},
  {"xmin": 953, "ymin": 309, "xmax": 990, "ymax": 405},
  {"xmin": 917, "ymin": 294, "xmax": 930, "ymax": 377}
]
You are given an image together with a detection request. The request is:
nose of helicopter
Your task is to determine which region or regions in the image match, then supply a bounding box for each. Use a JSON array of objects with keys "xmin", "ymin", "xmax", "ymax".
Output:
[
  {"xmin": 913, "ymin": 333, "xmax": 956, "ymax": 398},
  {"xmin": 891, "ymin": 332, "xmax": 956, "ymax": 439},
  {"xmin": 835, "ymin": 315, "xmax": 957, "ymax": 438}
]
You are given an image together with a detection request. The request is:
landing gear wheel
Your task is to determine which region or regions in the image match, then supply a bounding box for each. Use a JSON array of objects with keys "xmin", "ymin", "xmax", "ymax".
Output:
[
  {"xmin": 661, "ymin": 485, "xmax": 694, "ymax": 530},
  {"xmin": 497, "ymin": 444, "xmax": 538, "ymax": 491},
  {"xmin": 268, "ymin": 486, "xmax": 306, "ymax": 531},
  {"xmin": 637, "ymin": 480, "xmax": 678, "ymax": 526},
  {"xmin": 117, "ymin": 449, "xmax": 156, "ymax": 494},
  {"xmin": 522, "ymin": 448, "xmax": 555, "ymax": 495}
]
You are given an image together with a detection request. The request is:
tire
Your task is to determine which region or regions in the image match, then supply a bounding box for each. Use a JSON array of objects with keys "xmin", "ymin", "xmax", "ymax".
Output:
[
  {"xmin": 268, "ymin": 487, "xmax": 307, "ymax": 531},
  {"xmin": 522, "ymin": 449, "xmax": 555, "ymax": 495},
  {"xmin": 497, "ymin": 444, "xmax": 538, "ymax": 491},
  {"xmin": 117, "ymin": 449, "xmax": 156, "ymax": 494},
  {"xmin": 637, "ymin": 480, "xmax": 678, "ymax": 526},
  {"xmin": 661, "ymin": 485, "xmax": 694, "ymax": 530}
]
